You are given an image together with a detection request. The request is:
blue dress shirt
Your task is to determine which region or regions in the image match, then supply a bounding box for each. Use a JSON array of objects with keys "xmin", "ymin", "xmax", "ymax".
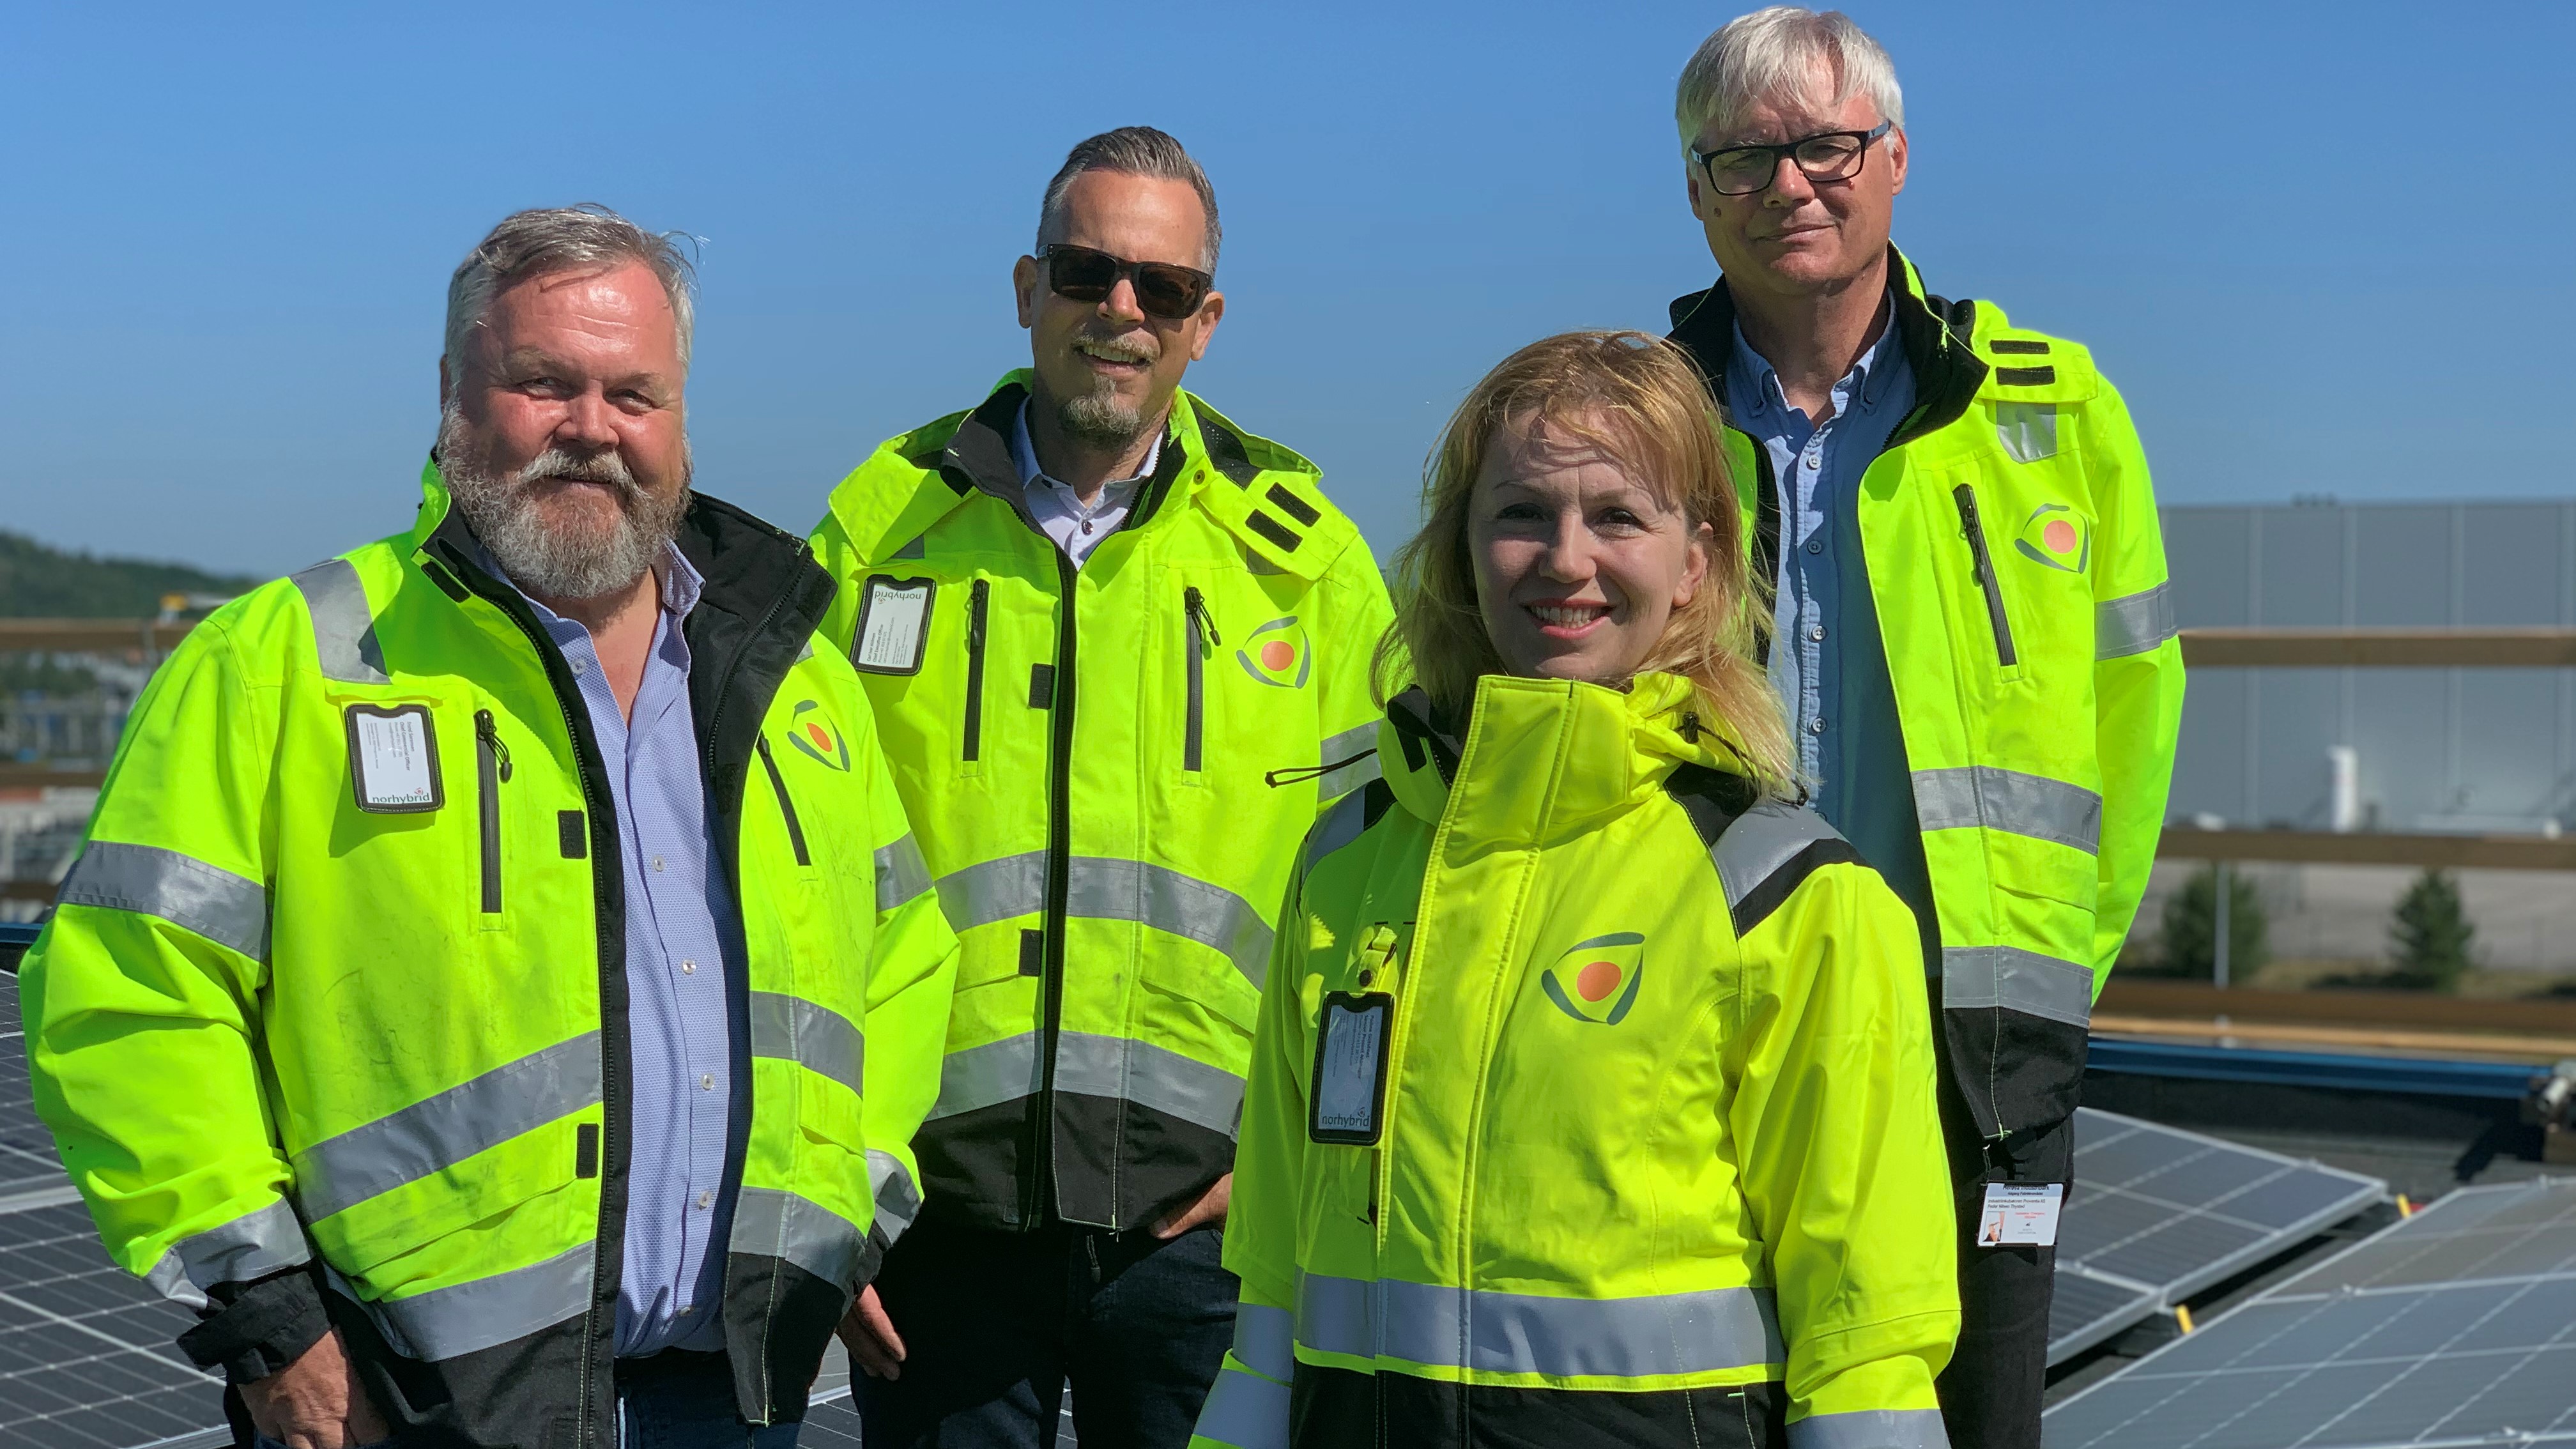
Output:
[
  {"xmin": 484, "ymin": 542, "xmax": 744, "ymax": 1357},
  {"xmin": 1724, "ymin": 317, "xmax": 1938, "ymax": 939}
]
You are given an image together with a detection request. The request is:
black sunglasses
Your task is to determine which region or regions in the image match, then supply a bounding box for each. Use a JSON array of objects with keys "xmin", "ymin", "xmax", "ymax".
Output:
[
  {"xmin": 1693, "ymin": 120, "xmax": 1894, "ymax": 197},
  {"xmin": 1038, "ymin": 244, "xmax": 1213, "ymax": 321}
]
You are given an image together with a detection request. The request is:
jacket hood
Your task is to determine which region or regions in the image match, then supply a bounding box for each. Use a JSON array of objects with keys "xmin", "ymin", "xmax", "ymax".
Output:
[{"xmin": 1378, "ymin": 672, "xmax": 1756, "ymax": 848}]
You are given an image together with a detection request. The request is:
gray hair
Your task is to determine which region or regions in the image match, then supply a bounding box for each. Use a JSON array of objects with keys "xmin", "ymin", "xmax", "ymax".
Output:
[
  {"xmin": 1675, "ymin": 7, "xmax": 1905, "ymax": 156},
  {"xmin": 444, "ymin": 204, "xmax": 698, "ymax": 374},
  {"xmin": 1036, "ymin": 127, "xmax": 1222, "ymax": 273}
]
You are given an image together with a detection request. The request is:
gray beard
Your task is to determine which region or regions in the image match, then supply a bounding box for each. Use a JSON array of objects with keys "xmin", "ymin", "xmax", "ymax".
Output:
[
  {"xmin": 1056, "ymin": 387, "xmax": 1147, "ymax": 450},
  {"xmin": 437, "ymin": 401, "xmax": 691, "ymax": 603}
]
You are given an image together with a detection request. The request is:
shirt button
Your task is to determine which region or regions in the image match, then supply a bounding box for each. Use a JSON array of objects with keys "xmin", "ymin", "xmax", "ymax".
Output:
[
  {"xmin": 680, "ymin": 959, "xmax": 696, "ymax": 974},
  {"xmin": 1809, "ymin": 625, "xmax": 1827, "ymax": 642},
  {"xmin": 679, "ymin": 1304, "xmax": 695, "ymax": 1315},
  {"xmin": 572, "ymin": 658, "xmax": 589, "ymax": 675},
  {"xmin": 1080, "ymin": 519, "xmax": 1094, "ymax": 534},
  {"xmin": 1808, "ymin": 716, "xmax": 1827, "ymax": 735},
  {"xmin": 1805, "ymin": 538, "xmax": 1825, "ymax": 555},
  {"xmin": 700, "ymin": 1073, "xmax": 714, "ymax": 1091},
  {"xmin": 652, "ymin": 855, "xmax": 666, "ymax": 873},
  {"xmin": 697, "ymin": 1190, "xmax": 714, "ymax": 1209}
]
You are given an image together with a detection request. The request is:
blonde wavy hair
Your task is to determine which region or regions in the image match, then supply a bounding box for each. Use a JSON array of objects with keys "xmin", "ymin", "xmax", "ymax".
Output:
[{"xmin": 1372, "ymin": 330, "xmax": 1795, "ymax": 797}]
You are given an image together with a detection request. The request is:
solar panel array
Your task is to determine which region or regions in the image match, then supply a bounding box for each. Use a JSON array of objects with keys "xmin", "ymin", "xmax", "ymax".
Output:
[
  {"xmin": 2050, "ymin": 1108, "xmax": 2387, "ymax": 1363},
  {"xmin": 2045, "ymin": 1176, "xmax": 2576, "ymax": 1448}
]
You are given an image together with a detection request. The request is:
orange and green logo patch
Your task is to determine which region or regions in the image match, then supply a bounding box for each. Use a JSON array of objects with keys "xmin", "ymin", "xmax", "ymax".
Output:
[
  {"xmin": 786, "ymin": 700, "xmax": 850, "ymax": 770},
  {"xmin": 1539, "ymin": 932, "xmax": 1644, "ymax": 1025},
  {"xmin": 2014, "ymin": 503, "xmax": 2089, "ymax": 574},
  {"xmin": 1236, "ymin": 615, "xmax": 1312, "ymax": 689}
]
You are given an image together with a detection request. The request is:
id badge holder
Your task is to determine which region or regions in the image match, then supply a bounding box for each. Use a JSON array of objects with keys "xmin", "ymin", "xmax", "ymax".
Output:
[
  {"xmin": 1310, "ymin": 991, "xmax": 1395, "ymax": 1146},
  {"xmin": 851, "ymin": 575, "xmax": 935, "ymax": 675},
  {"xmin": 344, "ymin": 703, "xmax": 444, "ymax": 813}
]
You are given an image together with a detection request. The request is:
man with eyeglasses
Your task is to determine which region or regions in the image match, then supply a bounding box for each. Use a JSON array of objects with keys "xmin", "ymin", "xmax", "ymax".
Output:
[
  {"xmin": 1664, "ymin": 10, "xmax": 2185, "ymax": 1448},
  {"xmin": 809, "ymin": 126, "xmax": 1393, "ymax": 1448}
]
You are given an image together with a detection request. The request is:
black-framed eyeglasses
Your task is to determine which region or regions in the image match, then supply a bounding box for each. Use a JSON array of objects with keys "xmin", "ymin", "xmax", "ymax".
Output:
[
  {"xmin": 1693, "ymin": 120, "xmax": 1893, "ymax": 197},
  {"xmin": 1038, "ymin": 244, "xmax": 1213, "ymax": 321}
]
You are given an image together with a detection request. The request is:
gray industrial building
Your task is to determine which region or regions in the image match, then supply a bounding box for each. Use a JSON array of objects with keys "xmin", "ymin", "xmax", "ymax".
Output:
[{"xmin": 2162, "ymin": 498, "xmax": 2576, "ymax": 836}]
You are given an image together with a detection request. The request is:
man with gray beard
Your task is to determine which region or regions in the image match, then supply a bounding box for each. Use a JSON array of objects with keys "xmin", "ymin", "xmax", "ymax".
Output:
[
  {"xmin": 810, "ymin": 128, "xmax": 1393, "ymax": 1448},
  {"xmin": 20, "ymin": 204, "xmax": 958, "ymax": 1449}
]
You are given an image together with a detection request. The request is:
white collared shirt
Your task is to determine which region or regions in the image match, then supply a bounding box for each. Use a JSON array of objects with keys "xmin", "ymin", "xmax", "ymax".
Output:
[{"xmin": 1010, "ymin": 401, "xmax": 1162, "ymax": 567}]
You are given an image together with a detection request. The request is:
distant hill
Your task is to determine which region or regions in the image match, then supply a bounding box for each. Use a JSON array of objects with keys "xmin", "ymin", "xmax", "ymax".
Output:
[{"xmin": 0, "ymin": 530, "xmax": 266, "ymax": 618}]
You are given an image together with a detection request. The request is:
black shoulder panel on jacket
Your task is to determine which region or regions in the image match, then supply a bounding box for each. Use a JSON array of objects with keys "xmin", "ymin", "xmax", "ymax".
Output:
[
  {"xmin": 1197, "ymin": 417, "xmax": 1261, "ymax": 486},
  {"xmin": 1662, "ymin": 763, "xmax": 1758, "ymax": 852},
  {"xmin": 1305, "ymin": 777, "xmax": 1394, "ymax": 868},
  {"xmin": 1709, "ymin": 799, "xmax": 1864, "ymax": 938}
]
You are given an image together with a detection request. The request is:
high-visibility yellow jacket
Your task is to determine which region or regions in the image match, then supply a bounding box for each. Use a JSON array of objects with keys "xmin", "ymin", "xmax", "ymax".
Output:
[
  {"xmin": 1192, "ymin": 674, "xmax": 1958, "ymax": 1449},
  {"xmin": 810, "ymin": 376, "xmax": 1395, "ymax": 1232},
  {"xmin": 1671, "ymin": 248, "xmax": 2186, "ymax": 1152},
  {"xmin": 20, "ymin": 468, "xmax": 958, "ymax": 1448}
]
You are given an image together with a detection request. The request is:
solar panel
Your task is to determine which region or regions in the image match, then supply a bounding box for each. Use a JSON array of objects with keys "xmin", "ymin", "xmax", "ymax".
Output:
[
  {"xmin": 2048, "ymin": 1108, "xmax": 2386, "ymax": 1363},
  {"xmin": 2044, "ymin": 1177, "xmax": 2576, "ymax": 1448},
  {"xmin": 0, "ymin": 992, "xmax": 77, "ymax": 1197},
  {"xmin": 0, "ymin": 1199, "xmax": 223, "ymax": 1449}
]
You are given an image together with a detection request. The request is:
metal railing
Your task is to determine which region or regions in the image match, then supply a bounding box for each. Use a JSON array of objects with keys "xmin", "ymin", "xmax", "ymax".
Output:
[{"xmin": 2160, "ymin": 626, "xmax": 2576, "ymax": 988}]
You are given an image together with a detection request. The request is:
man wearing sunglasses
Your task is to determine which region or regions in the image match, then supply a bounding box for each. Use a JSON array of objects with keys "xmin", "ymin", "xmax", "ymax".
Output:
[
  {"xmin": 1664, "ymin": 10, "xmax": 2185, "ymax": 1448},
  {"xmin": 809, "ymin": 126, "xmax": 1393, "ymax": 1449}
]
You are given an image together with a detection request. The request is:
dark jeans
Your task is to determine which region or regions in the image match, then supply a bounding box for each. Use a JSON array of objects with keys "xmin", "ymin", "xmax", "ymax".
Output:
[
  {"xmin": 1933, "ymin": 1091, "xmax": 2074, "ymax": 1449},
  {"xmin": 616, "ymin": 1349, "xmax": 802, "ymax": 1448},
  {"xmin": 860, "ymin": 1216, "xmax": 1236, "ymax": 1449}
]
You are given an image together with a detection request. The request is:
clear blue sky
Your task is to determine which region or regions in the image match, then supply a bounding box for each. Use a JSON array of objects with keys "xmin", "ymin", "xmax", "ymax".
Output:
[{"xmin": 6, "ymin": 1, "xmax": 2571, "ymax": 579}]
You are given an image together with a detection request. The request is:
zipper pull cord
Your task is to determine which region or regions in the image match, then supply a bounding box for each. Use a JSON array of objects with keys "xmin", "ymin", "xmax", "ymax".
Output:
[
  {"xmin": 1184, "ymin": 586, "xmax": 1221, "ymax": 647},
  {"xmin": 476, "ymin": 710, "xmax": 514, "ymax": 781},
  {"xmin": 968, "ymin": 580, "xmax": 988, "ymax": 649},
  {"xmin": 1955, "ymin": 489, "xmax": 1988, "ymax": 584}
]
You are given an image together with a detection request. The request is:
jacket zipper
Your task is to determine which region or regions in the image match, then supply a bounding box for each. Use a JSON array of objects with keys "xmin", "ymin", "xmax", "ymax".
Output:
[
  {"xmin": 473, "ymin": 709, "xmax": 510, "ymax": 913},
  {"xmin": 754, "ymin": 737, "xmax": 811, "ymax": 867},
  {"xmin": 1952, "ymin": 484, "xmax": 2019, "ymax": 667},
  {"xmin": 1183, "ymin": 586, "xmax": 1218, "ymax": 773},
  {"xmin": 963, "ymin": 578, "xmax": 990, "ymax": 762},
  {"xmin": 1033, "ymin": 550, "xmax": 1079, "ymax": 1225}
]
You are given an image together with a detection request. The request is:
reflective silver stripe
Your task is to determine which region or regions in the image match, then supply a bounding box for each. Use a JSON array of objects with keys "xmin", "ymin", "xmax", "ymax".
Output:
[
  {"xmin": 1064, "ymin": 858, "xmax": 1273, "ymax": 989},
  {"xmin": 1319, "ymin": 721, "xmax": 1378, "ymax": 763},
  {"xmin": 934, "ymin": 852, "xmax": 1047, "ymax": 931},
  {"xmin": 57, "ymin": 841, "xmax": 270, "ymax": 960},
  {"xmin": 731, "ymin": 1184, "xmax": 866, "ymax": 1289},
  {"xmin": 349, "ymin": 1242, "xmax": 592, "ymax": 1361},
  {"xmin": 1296, "ymin": 1273, "xmax": 1784, "ymax": 1377},
  {"xmin": 934, "ymin": 854, "xmax": 1273, "ymax": 988},
  {"xmin": 875, "ymin": 834, "xmax": 932, "ymax": 912},
  {"xmin": 867, "ymin": 1148, "xmax": 923, "ymax": 1245},
  {"xmin": 2097, "ymin": 582, "xmax": 2177, "ymax": 660},
  {"xmin": 1232, "ymin": 1301, "xmax": 1295, "ymax": 1381},
  {"xmin": 291, "ymin": 1032, "xmax": 602, "ymax": 1221},
  {"xmin": 1910, "ymin": 766, "xmax": 2102, "ymax": 854},
  {"xmin": 1788, "ymin": 1409, "xmax": 1952, "ymax": 1449},
  {"xmin": 1995, "ymin": 401, "xmax": 2058, "ymax": 464},
  {"xmin": 1305, "ymin": 786, "xmax": 1373, "ymax": 866},
  {"xmin": 1192, "ymin": 1363, "xmax": 1291, "ymax": 1449},
  {"xmin": 749, "ymin": 992, "xmax": 864, "ymax": 1098},
  {"xmin": 142, "ymin": 1200, "xmax": 310, "ymax": 1310},
  {"xmin": 1941, "ymin": 946, "xmax": 2093, "ymax": 1028},
  {"xmin": 1712, "ymin": 802, "xmax": 1844, "ymax": 910},
  {"xmin": 1315, "ymin": 749, "xmax": 1382, "ymax": 802},
  {"xmin": 926, "ymin": 1033, "xmax": 1042, "ymax": 1121},
  {"xmin": 925, "ymin": 1031, "xmax": 1245, "ymax": 1139},
  {"xmin": 290, "ymin": 558, "xmax": 390, "ymax": 684}
]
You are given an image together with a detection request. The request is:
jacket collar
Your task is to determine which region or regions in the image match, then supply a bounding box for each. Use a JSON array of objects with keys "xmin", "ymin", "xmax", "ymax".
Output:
[
  {"xmin": 1667, "ymin": 242, "xmax": 1988, "ymax": 450},
  {"xmin": 1379, "ymin": 673, "xmax": 1753, "ymax": 847}
]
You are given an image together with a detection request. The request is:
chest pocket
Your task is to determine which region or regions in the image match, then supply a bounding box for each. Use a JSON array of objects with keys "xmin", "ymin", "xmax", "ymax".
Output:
[{"xmin": 1168, "ymin": 567, "xmax": 1315, "ymax": 786}]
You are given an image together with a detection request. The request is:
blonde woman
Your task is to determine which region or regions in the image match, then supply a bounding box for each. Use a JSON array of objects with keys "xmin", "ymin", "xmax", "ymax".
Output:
[{"xmin": 1190, "ymin": 332, "xmax": 1956, "ymax": 1449}]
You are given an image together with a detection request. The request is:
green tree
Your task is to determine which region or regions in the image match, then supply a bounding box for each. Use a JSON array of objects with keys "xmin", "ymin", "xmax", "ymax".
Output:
[
  {"xmin": 2390, "ymin": 869, "xmax": 2474, "ymax": 992},
  {"xmin": 2161, "ymin": 864, "xmax": 2266, "ymax": 980}
]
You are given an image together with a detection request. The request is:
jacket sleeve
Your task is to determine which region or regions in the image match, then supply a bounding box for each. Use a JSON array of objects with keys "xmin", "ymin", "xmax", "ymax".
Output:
[
  {"xmin": 1727, "ymin": 859, "xmax": 1958, "ymax": 1445},
  {"xmin": 809, "ymin": 510, "xmax": 870, "ymax": 660},
  {"xmin": 19, "ymin": 618, "xmax": 330, "ymax": 1383},
  {"xmin": 1307, "ymin": 539, "xmax": 1397, "ymax": 811},
  {"xmin": 1189, "ymin": 853, "xmax": 1314, "ymax": 1448},
  {"xmin": 852, "ymin": 702, "xmax": 958, "ymax": 1276},
  {"xmin": 2083, "ymin": 379, "xmax": 2186, "ymax": 990}
]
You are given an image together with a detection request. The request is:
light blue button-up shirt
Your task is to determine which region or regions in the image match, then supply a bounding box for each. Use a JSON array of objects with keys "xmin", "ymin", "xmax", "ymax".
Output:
[
  {"xmin": 1724, "ymin": 318, "xmax": 1936, "ymax": 937},
  {"xmin": 484, "ymin": 542, "xmax": 743, "ymax": 1357}
]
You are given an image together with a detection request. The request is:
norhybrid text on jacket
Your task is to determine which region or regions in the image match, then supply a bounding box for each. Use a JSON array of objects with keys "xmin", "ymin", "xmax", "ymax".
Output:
[{"xmin": 20, "ymin": 466, "xmax": 960, "ymax": 1449}]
